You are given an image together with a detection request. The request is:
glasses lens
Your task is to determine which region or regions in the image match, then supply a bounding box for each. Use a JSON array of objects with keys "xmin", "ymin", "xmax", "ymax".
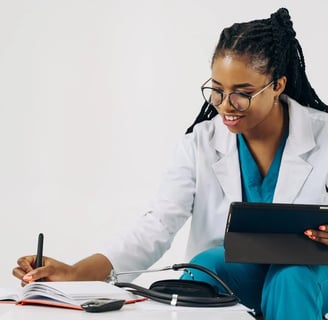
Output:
[
  {"xmin": 202, "ymin": 88, "xmax": 222, "ymax": 107},
  {"xmin": 229, "ymin": 93, "xmax": 250, "ymax": 111}
]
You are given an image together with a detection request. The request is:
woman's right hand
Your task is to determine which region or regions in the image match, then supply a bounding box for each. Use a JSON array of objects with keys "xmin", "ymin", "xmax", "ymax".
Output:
[
  {"xmin": 12, "ymin": 255, "xmax": 75, "ymax": 286},
  {"xmin": 13, "ymin": 253, "xmax": 113, "ymax": 286}
]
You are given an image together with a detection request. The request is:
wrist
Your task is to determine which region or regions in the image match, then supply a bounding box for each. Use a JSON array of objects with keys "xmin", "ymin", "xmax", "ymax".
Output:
[{"xmin": 71, "ymin": 254, "xmax": 113, "ymax": 281}]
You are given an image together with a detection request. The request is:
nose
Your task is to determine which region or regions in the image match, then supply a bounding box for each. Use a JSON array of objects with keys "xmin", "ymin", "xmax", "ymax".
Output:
[{"xmin": 216, "ymin": 94, "xmax": 234, "ymax": 113}]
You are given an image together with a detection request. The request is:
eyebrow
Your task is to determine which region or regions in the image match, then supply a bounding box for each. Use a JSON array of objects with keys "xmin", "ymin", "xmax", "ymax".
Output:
[{"xmin": 211, "ymin": 78, "xmax": 254, "ymax": 89}]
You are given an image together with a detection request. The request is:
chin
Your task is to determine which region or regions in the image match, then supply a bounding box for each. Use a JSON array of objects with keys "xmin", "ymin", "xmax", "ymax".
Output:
[{"xmin": 226, "ymin": 126, "xmax": 242, "ymax": 134}]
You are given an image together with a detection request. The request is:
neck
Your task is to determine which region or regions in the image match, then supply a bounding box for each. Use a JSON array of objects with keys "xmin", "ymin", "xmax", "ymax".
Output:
[{"xmin": 241, "ymin": 102, "xmax": 288, "ymax": 176}]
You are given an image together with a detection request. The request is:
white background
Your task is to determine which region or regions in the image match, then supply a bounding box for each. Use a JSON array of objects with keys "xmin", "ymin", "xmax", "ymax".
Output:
[{"xmin": 0, "ymin": 0, "xmax": 327, "ymax": 287}]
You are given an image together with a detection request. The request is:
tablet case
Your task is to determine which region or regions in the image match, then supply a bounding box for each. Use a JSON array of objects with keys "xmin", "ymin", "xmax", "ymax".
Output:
[{"xmin": 224, "ymin": 202, "xmax": 328, "ymax": 264}]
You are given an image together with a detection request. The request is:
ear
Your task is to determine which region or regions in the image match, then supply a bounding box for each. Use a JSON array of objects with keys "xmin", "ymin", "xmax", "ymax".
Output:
[{"xmin": 274, "ymin": 76, "xmax": 287, "ymax": 95}]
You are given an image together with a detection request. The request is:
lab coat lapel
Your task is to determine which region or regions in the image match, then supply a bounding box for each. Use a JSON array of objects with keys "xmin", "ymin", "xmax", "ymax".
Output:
[
  {"xmin": 273, "ymin": 154, "xmax": 312, "ymax": 203},
  {"xmin": 273, "ymin": 100, "xmax": 315, "ymax": 203},
  {"xmin": 210, "ymin": 98, "xmax": 316, "ymax": 204},
  {"xmin": 211, "ymin": 118, "xmax": 242, "ymax": 203}
]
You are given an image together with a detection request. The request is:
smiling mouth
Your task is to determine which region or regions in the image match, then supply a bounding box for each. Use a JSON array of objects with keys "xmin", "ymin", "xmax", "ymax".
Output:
[
  {"xmin": 221, "ymin": 114, "xmax": 244, "ymax": 127},
  {"xmin": 224, "ymin": 115, "xmax": 243, "ymax": 121}
]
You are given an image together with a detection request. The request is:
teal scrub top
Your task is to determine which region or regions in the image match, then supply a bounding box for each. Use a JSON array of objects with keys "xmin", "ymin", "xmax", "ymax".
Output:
[{"xmin": 237, "ymin": 132, "xmax": 288, "ymax": 203}]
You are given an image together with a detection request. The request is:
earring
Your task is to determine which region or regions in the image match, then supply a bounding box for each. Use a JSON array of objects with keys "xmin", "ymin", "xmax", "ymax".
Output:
[{"xmin": 273, "ymin": 96, "xmax": 279, "ymax": 105}]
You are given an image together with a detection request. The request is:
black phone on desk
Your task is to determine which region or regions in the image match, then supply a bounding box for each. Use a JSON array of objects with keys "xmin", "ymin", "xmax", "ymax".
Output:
[{"xmin": 81, "ymin": 298, "xmax": 125, "ymax": 312}]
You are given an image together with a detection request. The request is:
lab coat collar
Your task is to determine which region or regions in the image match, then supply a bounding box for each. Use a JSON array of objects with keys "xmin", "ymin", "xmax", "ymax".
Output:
[
  {"xmin": 210, "ymin": 95, "xmax": 316, "ymax": 203},
  {"xmin": 280, "ymin": 94, "xmax": 315, "ymax": 156},
  {"xmin": 210, "ymin": 115, "xmax": 242, "ymax": 203},
  {"xmin": 273, "ymin": 96, "xmax": 315, "ymax": 202}
]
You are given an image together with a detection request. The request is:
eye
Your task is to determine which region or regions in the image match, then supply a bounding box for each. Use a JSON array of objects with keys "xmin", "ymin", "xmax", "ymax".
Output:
[
  {"xmin": 235, "ymin": 91, "xmax": 252, "ymax": 97},
  {"xmin": 213, "ymin": 87, "xmax": 224, "ymax": 94},
  {"xmin": 233, "ymin": 87, "xmax": 254, "ymax": 96}
]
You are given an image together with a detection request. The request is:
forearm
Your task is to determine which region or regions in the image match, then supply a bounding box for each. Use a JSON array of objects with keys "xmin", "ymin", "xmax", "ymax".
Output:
[{"xmin": 71, "ymin": 253, "xmax": 113, "ymax": 281}]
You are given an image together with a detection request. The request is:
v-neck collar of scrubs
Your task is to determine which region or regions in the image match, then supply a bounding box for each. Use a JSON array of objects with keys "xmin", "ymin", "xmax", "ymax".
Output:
[{"xmin": 237, "ymin": 131, "xmax": 288, "ymax": 203}]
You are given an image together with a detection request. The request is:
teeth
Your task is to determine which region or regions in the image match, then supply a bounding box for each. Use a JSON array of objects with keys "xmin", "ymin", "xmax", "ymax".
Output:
[{"xmin": 225, "ymin": 115, "xmax": 240, "ymax": 121}]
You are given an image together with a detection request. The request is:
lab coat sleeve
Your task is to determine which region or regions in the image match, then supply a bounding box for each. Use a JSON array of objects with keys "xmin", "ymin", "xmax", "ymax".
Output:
[{"xmin": 99, "ymin": 133, "xmax": 197, "ymax": 281}]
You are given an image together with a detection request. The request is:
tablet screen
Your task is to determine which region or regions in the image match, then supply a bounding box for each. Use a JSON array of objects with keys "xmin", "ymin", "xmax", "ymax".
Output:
[{"xmin": 226, "ymin": 202, "xmax": 328, "ymax": 234}]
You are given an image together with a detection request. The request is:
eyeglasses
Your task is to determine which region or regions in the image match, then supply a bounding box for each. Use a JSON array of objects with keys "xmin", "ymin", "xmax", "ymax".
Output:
[{"xmin": 201, "ymin": 78, "xmax": 274, "ymax": 112}]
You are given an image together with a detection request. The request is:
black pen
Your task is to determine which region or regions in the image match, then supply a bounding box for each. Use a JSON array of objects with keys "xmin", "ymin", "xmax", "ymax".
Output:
[{"xmin": 34, "ymin": 233, "xmax": 44, "ymax": 269}]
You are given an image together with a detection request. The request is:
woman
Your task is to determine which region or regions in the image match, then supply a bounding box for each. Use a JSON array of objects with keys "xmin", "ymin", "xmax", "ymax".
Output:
[
  {"xmin": 181, "ymin": 7, "xmax": 328, "ymax": 319},
  {"xmin": 13, "ymin": 8, "xmax": 328, "ymax": 319}
]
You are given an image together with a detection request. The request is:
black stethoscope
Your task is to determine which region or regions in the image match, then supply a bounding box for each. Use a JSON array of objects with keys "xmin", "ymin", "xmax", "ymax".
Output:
[{"xmin": 110, "ymin": 263, "xmax": 239, "ymax": 307}]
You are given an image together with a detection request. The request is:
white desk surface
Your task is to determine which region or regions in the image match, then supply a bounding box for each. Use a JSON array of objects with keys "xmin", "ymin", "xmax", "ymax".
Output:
[{"xmin": 0, "ymin": 301, "xmax": 255, "ymax": 320}]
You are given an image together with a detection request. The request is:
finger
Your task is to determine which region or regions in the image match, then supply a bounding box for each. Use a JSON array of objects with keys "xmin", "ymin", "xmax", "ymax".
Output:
[
  {"xmin": 304, "ymin": 229, "xmax": 328, "ymax": 245},
  {"xmin": 310, "ymin": 229, "xmax": 328, "ymax": 239},
  {"xmin": 20, "ymin": 280, "xmax": 29, "ymax": 287},
  {"xmin": 17, "ymin": 256, "xmax": 36, "ymax": 273},
  {"xmin": 12, "ymin": 267, "xmax": 28, "ymax": 280},
  {"xmin": 318, "ymin": 225, "xmax": 328, "ymax": 232},
  {"xmin": 312, "ymin": 237, "xmax": 328, "ymax": 246},
  {"xmin": 304, "ymin": 229, "xmax": 328, "ymax": 239},
  {"xmin": 23, "ymin": 265, "xmax": 54, "ymax": 283},
  {"xmin": 304, "ymin": 229, "xmax": 316, "ymax": 240},
  {"xmin": 23, "ymin": 269, "xmax": 43, "ymax": 283}
]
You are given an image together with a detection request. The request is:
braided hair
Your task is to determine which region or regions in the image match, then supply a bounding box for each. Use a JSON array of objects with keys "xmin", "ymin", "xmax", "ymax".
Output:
[{"xmin": 186, "ymin": 8, "xmax": 328, "ymax": 134}]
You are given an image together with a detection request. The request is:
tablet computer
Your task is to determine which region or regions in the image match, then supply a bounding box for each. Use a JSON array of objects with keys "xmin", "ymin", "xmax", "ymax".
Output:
[{"xmin": 224, "ymin": 202, "xmax": 328, "ymax": 265}]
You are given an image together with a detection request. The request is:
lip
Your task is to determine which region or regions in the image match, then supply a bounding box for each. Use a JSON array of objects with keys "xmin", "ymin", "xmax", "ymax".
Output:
[{"xmin": 221, "ymin": 114, "xmax": 244, "ymax": 127}]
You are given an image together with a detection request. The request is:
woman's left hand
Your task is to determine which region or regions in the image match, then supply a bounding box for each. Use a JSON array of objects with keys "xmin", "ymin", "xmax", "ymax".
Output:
[{"xmin": 304, "ymin": 225, "xmax": 328, "ymax": 246}]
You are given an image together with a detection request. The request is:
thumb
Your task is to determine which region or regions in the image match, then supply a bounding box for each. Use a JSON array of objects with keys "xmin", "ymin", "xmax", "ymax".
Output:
[{"xmin": 23, "ymin": 267, "xmax": 47, "ymax": 283}]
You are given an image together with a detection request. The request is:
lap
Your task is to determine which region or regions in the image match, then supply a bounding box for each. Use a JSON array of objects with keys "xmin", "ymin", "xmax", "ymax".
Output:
[
  {"xmin": 181, "ymin": 246, "xmax": 269, "ymax": 313},
  {"xmin": 183, "ymin": 246, "xmax": 328, "ymax": 315}
]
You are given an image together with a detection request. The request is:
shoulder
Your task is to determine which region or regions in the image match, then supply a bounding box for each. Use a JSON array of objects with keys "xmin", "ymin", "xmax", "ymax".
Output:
[
  {"xmin": 306, "ymin": 107, "xmax": 328, "ymax": 124},
  {"xmin": 287, "ymin": 95, "xmax": 328, "ymax": 123},
  {"xmin": 182, "ymin": 116, "xmax": 218, "ymax": 146},
  {"xmin": 176, "ymin": 115, "xmax": 223, "ymax": 157},
  {"xmin": 187, "ymin": 116, "xmax": 219, "ymax": 136},
  {"xmin": 286, "ymin": 96, "xmax": 328, "ymax": 154},
  {"xmin": 287, "ymin": 96, "xmax": 328, "ymax": 132}
]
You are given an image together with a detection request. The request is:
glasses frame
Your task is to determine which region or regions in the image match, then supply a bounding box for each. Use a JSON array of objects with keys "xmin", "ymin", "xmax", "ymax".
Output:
[{"xmin": 201, "ymin": 78, "xmax": 274, "ymax": 112}]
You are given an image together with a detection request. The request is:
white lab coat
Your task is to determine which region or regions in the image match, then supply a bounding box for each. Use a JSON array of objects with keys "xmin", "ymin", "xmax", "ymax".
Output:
[{"xmin": 101, "ymin": 96, "xmax": 328, "ymax": 280}]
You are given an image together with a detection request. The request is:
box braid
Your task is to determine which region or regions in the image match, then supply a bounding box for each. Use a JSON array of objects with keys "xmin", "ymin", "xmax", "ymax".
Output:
[{"xmin": 186, "ymin": 8, "xmax": 328, "ymax": 134}]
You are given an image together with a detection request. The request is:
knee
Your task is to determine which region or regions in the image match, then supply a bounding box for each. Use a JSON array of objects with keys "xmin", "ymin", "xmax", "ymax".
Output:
[
  {"xmin": 181, "ymin": 246, "xmax": 224, "ymax": 282},
  {"xmin": 189, "ymin": 246, "xmax": 225, "ymax": 268}
]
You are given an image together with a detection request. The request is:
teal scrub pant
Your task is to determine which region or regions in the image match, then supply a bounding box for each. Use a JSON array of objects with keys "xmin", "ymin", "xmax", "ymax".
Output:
[{"xmin": 180, "ymin": 246, "xmax": 328, "ymax": 319}]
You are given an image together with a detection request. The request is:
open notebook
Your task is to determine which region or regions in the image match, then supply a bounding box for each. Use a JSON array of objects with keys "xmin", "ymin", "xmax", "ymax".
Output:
[{"xmin": 0, "ymin": 281, "xmax": 144, "ymax": 310}]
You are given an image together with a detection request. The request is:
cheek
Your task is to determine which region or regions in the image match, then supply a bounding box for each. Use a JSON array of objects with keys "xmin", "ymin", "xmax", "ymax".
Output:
[
  {"xmin": 248, "ymin": 108, "xmax": 266, "ymax": 121},
  {"xmin": 244, "ymin": 101, "xmax": 275, "ymax": 127}
]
